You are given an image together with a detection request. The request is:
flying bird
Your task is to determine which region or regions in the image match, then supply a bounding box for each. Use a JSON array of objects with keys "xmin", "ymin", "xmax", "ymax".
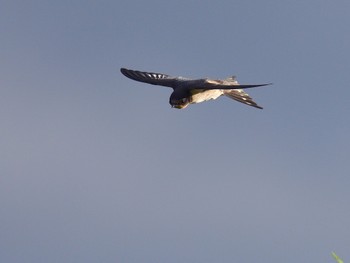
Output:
[{"xmin": 120, "ymin": 68, "xmax": 271, "ymax": 109}]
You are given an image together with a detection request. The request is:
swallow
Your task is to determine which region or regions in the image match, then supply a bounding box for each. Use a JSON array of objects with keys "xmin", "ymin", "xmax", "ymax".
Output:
[{"xmin": 120, "ymin": 68, "xmax": 271, "ymax": 109}]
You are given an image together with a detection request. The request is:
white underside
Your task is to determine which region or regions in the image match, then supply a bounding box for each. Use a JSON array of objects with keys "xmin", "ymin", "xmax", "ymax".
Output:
[{"xmin": 191, "ymin": 89, "xmax": 224, "ymax": 104}]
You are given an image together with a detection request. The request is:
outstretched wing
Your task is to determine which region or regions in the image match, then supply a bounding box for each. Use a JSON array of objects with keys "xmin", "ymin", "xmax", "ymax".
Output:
[
  {"xmin": 120, "ymin": 68, "xmax": 178, "ymax": 88},
  {"xmin": 121, "ymin": 68, "xmax": 272, "ymax": 91},
  {"xmin": 200, "ymin": 78, "xmax": 272, "ymax": 90},
  {"xmin": 223, "ymin": 89, "xmax": 263, "ymax": 109}
]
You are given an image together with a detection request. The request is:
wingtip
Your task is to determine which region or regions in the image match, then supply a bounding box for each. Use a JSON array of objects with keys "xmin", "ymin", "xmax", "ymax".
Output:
[
  {"xmin": 120, "ymin": 67, "xmax": 132, "ymax": 77},
  {"xmin": 258, "ymin": 83, "xmax": 273, "ymax": 87},
  {"xmin": 259, "ymin": 83, "xmax": 272, "ymax": 86}
]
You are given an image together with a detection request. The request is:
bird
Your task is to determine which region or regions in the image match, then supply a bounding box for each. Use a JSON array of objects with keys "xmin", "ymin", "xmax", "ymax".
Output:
[{"xmin": 120, "ymin": 68, "xmax": 271, "ymax": 109}]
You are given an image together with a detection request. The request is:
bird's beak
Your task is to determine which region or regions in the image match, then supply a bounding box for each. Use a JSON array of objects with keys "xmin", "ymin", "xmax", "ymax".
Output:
[{"xmin": 173, "ymin": 104, "xmax": 188, "ymax": 109}]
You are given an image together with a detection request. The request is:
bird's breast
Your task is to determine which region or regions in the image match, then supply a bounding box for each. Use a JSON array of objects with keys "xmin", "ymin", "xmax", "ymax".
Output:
[{"xmin": 190, "ymin": 89, "xmax": 224, "ymax": 104}]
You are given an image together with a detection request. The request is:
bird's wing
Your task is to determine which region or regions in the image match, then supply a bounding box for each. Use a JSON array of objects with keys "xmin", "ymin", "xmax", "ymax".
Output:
[
  {"xmin": 199, "ymin": 78, "xmax": 272, "ymax": 90},
  {"xmin": 223, "ymin": 89, "xmax": 263, "ymax": 109},
  {"xmin": 121, "ymin": 68, "xmax": 179, "ymax": 88}
]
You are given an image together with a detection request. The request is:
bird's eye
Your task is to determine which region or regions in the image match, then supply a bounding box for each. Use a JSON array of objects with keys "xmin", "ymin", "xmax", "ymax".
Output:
[{"xmin": 182, "ymin": 98, "xmax": 187, "ymax": 103}]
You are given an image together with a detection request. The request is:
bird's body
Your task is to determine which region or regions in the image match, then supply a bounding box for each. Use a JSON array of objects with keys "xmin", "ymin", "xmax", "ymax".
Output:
[
  {"xmin": 120, "ymin": 68, "xmax": 271, "ymax": 109},
  {"xmin": 191, "ymin": 89, "xmax": 223, "ymax": 104}
]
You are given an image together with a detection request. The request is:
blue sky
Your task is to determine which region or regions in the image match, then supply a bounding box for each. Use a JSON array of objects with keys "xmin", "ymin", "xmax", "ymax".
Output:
[{"xmin": 1, "ymin": 1, "xmax": 349, "ymax": 262}]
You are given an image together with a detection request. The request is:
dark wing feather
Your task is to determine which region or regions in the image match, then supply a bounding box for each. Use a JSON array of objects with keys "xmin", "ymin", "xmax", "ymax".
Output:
[
  {"xmin": 223, "ymin": 89, "xmax": 263, "ymax": 109},
  {"xmin": 120, "ymin": 68, "xmax": 177, "ymax": 88},
  {"xmin": 200, "ymin": 79, "xmax": 272, "ymax": 90}
]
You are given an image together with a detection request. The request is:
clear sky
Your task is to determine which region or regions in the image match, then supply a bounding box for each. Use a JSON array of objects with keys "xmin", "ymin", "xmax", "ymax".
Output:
[{"xmin": 1, "ymin": 1, "xmax": 349, "ymax": 262}]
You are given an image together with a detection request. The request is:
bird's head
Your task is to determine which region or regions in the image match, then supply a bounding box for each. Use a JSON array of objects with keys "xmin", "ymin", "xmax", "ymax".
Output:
[
  {"xmin": 169, "ymin": 90, "xmax": 190, "ymax": 109},
  {"xmin": 169, "ymin": 97, "xmax": 190, "ymax": 109}
]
